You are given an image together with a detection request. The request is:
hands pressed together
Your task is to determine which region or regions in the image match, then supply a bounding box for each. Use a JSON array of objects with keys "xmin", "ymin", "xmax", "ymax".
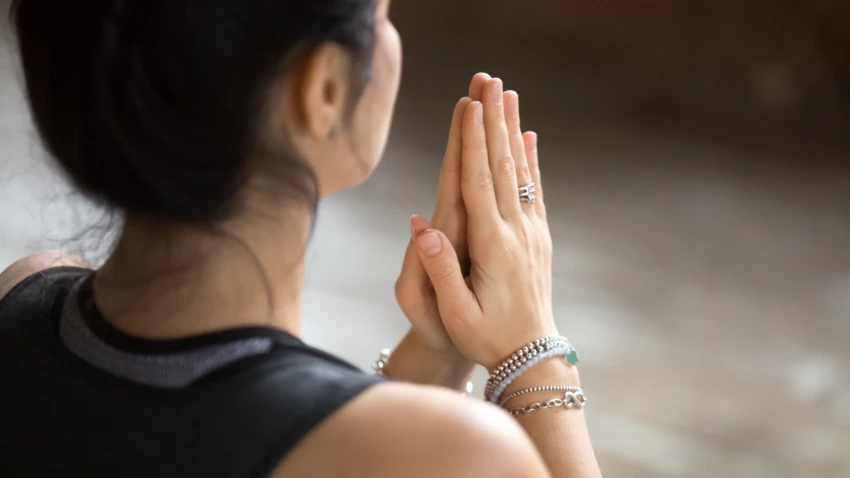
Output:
[{"xmin": 391, "ymin": 73, "xmax": 558, "ymax": 381}]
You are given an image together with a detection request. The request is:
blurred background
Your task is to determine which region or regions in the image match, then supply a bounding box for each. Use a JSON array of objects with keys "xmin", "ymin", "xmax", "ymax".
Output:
[{"xmin": 2, "ymin": 1, "xmax": 850, "ymax": 476}]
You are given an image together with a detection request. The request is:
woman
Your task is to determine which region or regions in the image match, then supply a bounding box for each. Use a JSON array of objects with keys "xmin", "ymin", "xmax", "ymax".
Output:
[{"xmin": 0, "ymin": 0, "xmax": 602, "ymax": 476}]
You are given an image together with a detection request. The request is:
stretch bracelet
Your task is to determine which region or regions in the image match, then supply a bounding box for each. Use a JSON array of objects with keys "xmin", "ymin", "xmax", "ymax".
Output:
[
  {"xmin": 488, "ymin": 345, "xmax": 570, "ymax": 403},
  {"xmin": 508, "ymin": 389, "xmax": 587, "ymax": 416},
  {"xmin": 499, "ymin": 386, "xmax": 581, "ymax": 407},
  {"xmin": 484, "ymin": 336, "xmax": 571, "ymax": 400},
  {"xmin": 371, "ymin": 348, "xmax": 392, "ymax": 376},
  {"xmin": 484, "ymin": 336, "xmax": 579, "ymax": 402}
]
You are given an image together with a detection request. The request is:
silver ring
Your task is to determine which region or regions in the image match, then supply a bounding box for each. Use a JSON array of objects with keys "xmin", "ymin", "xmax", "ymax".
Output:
[{"xmin": 519, "ymin": 182, "xmax": 536, "ymax": 204}]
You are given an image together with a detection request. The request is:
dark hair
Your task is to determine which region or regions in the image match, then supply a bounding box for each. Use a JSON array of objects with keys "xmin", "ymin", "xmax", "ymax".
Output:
[{"xmin": 10, "ymin": 0, "xmax": 375, "ymax": 222}]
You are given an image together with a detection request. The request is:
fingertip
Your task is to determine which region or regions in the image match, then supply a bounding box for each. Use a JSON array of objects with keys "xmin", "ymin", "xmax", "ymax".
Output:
[
  {"xmin": 455, "ymin": 96, "xmax": 473, "ymax": 113},
  {"xmin": 465, "ymin": 101, "xmax": 483, "ymax": 126},
  {"xmin": 410, "ymin": 214, "xmax": 430, "ymax": 238},
  {"xmin": 523, "ymin": 131, "xmax": 538, "ymax": 150},
  {"xmin": 487, "ymin": 78, "xmax": 504, "ymax": 105},
  {"xmin": 504, "ymin": 91, "xmax": 519, "ymax": 118},
  {"xmin": 470, "ymin": 72, "xmax": 492, "ymax": 100}
]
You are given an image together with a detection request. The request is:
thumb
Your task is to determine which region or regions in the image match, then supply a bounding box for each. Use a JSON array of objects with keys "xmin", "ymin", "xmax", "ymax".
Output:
[{"xmin": 415, "ymin": 229, "xmax": 480, "ymax": 321}]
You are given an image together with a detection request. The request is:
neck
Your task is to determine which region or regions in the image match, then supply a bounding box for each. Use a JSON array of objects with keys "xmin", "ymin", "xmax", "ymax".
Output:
[{"xmin": 94, "ymin": 208, "xmax": 310, "ymax": 340}]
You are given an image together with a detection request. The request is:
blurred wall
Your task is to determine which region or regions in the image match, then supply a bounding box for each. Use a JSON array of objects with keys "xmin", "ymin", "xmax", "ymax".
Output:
[
  {"xmin": 394, "ymin": 0, "xmax": 850, "ymax": 117},
  {"xmin": 395, "ymin": 0, "xmax": 850, "ymax": 67}
]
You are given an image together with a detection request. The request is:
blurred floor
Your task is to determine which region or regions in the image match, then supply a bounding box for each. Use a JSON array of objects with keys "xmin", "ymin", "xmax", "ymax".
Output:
[{"xmin": 2, "ymin": 18, "xmax": 850, "ymax": 478}]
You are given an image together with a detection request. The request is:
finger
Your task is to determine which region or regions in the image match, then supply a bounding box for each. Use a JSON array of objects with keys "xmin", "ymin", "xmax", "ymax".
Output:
[
  {"xmin": 395, "ymin": 215, "xmax": 433, "ymax": 312},
  {"xmin": 469, "ymin": 72, "xmax": 491, "ymax": 101},
  {"xmin": 436, "ymin": 97, "xmax": 473, "ymax": 212},
  {"xmin": 483, "ymin": 78, "xmax": 522, "ymax": 219},
  {"xmin": 461, "ymin": 101, "xmax": 500, "ymax": 224},
  {"xmin": 504, "ymin": 91, "xmax": 533, "ymax": 194},
  {"xmin": 415, "ymin": 229, "xmax": 481, "ymax": 322},
  {"xmin": 523, "ymin": 132, "xmax": 546, "ymax": 217}
]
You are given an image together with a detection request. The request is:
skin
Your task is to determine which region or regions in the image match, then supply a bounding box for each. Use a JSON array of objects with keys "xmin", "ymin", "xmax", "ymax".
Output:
[{"xmin": 1, "ymin": 0, "xmax": 601, "ymax": 476}]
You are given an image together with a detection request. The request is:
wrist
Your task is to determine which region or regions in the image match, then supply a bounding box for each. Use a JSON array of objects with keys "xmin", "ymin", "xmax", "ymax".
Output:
[{"xmin": 384, "ymin": 329, "xmax": 475, "ymax": 391}]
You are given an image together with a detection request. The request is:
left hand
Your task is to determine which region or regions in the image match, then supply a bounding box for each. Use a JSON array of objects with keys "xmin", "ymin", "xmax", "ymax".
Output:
[
  {"xmin": 388, "ymin": 74, "xmax": 491, "ymax": 386},
  {"xmin": 394, "ymin": 74, "xmax": 490, "ymax": 354}
]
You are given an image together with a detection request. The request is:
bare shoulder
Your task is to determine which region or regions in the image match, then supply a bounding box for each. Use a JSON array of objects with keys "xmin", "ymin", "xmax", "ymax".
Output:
[
  {"xmin": 0, "ymin": 251, "xmax": 91, "ymax": 300},
  {"xmin": 271, "ymin": 381, "xmax": 551, "ymax": 478}
]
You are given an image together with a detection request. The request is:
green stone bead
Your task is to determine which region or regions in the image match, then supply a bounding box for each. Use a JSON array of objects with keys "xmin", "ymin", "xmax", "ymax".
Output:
[{"xmin": 566, "ymin": 350, "xmax": 579, "ymax": 366}]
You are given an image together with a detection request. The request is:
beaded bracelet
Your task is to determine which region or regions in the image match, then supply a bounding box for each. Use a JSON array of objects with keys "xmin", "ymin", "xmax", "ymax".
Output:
[
  {"xmin": 484, "ymin": 336, "xmax": 569, "ymax": 401},
  {"xmin": 488, "ymin": 345, "xmax": 569, "ymax": 402},
  {"xmin": 484, "ymin": 336, "xmax": 579, "ymax": 403},
  {"xmin": 371, "ymin": 348, "xmax": 392, "ymax": 376},
  {"xmin": 484, "ymin": 336, "xmax": 568, "ymax": 399}
]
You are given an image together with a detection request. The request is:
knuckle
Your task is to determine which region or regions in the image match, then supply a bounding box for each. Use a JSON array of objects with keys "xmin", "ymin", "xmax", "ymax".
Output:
[
  {"xmin": 498, "ymin": 236, "xmax": 517, "ymax": 257},
  {"xmin": 471, "ymin": 170, "xmax": 493, "ymax": 190},
  {"xmin": 497, "ymin": 155, "xmax": 515, "ymax": 176},
  {"xmin": 519, "ymin": 164, "xmax": 532, "ymax": 182},
  {"xmin": 536, "ymin": 201, "xmax": 548, "ymax": 220},
  {"xmin": 432, "ymin": 263, "xmax": 456, "ymax": 284},
  {"xmin": 518, "ymin": 221, "xmax": 534, "ymax": 242},
  {"xmin": 470, "ymin": 134, "xmax": 488, "ymax": 150}
]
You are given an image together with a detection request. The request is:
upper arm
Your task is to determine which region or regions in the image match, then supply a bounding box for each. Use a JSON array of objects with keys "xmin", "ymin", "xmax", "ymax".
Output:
[
  {"xmin": 271, "ymin": 382, "xmax": 551, "ymax": 478},
  {"xmin": 0, "ymin": 251, "xmax": 91, "ymax": 300}
]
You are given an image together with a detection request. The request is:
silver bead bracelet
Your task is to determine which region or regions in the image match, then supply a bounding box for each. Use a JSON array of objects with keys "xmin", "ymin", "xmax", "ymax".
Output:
[
  {"xmin": 371, "ymin": 348, "xmax": 392, "ymax": 376},
  {"xmin": 484, "ymin": 336, "xmax": 578, "ymax": 403}
]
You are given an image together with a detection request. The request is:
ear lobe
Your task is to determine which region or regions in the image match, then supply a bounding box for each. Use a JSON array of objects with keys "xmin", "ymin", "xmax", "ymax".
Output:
[{"xmin": 297, "ymin": 43, "xmax": 352, "ymax": 139}]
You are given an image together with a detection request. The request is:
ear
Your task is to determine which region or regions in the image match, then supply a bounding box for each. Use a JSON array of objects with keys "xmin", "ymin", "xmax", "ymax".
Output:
[{"xmin": 296, "ymin": 43, "xmax": 353, "ymax": 139}]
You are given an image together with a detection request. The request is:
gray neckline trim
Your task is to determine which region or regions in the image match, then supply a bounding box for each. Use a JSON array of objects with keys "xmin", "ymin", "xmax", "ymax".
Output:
[{"xmin": 59, "ymin": 278, "xmax": 273, "ymax": 389}]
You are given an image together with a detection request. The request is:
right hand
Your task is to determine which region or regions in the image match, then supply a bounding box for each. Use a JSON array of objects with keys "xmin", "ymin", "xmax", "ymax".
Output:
[{"xmin": 414, "ymin": 77, "xmax": 558, "ymax": 371}]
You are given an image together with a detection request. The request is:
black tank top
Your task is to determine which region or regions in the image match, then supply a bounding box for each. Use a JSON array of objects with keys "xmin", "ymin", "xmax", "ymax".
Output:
[{"xmin": 0, "ymin": 267, "xmax": 382, "ymax": 477}]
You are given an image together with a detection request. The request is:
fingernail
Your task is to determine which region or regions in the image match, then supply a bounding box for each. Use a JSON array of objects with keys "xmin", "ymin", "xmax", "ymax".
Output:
[
  {"xmin": 530, "ymin": 132, "xmax": 538, "ymax": 149},
  {"xmin": 409, "ymin": 217, "xmax": 416, "ymax": 239},
  {"xmin": 417, "ymin": 232, "xmax": 442, "ymax": 257},
  {"xmin": 506, "ymin": 92, "xmax": 519, "ymax": 117},
  {"xmin": 491, "ymin": 79, "xmax": 503, "ymax": 104},
  {"xmin": 474, "ymin": 102, "xmax": 483, "ymax": 124}
]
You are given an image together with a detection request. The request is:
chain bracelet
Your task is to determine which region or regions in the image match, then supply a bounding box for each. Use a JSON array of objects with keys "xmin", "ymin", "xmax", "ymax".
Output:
[
  {"xmin": 499, "ymin": 386, "xmax": 581, "ymax": 407},
  {"xmin": 508, "ymin": 390, "xmax": 587, "ymax": 416}
]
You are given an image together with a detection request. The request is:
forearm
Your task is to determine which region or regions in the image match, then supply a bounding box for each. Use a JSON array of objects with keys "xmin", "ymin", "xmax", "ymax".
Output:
[
  {"xmin": 499, "ymin": 360, "xmax": 602, "ymax": 478},
  {"xmin": 383, "ymin": 330, "xmax": 475, "ymax": 391}
]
